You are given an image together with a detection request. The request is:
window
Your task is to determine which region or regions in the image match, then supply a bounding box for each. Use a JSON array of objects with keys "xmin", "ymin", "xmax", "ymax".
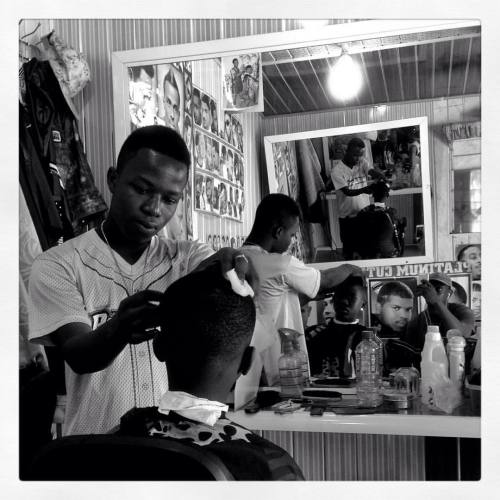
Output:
[{"xmin": 451, "ymin": 138, "xmax": 481, "ymax": 234}]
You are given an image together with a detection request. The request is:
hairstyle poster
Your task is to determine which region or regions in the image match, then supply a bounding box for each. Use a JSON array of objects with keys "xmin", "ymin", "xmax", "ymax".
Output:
[
  {"xmin": 193, "ymin": 91, "xmax": 245, "ymax": 222},
  {"xmin": 365, "ymin": 260, "xmax": 473, "ymax": 335},
  {"xmin": 222, "ymin": 53, "xmax": 263, "ymax": 112}
]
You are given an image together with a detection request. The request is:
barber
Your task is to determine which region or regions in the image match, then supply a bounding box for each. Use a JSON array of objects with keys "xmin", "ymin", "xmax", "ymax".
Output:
[{"xmin": 29, "ymin": 126, "xmax": 247, "ymax": 436}]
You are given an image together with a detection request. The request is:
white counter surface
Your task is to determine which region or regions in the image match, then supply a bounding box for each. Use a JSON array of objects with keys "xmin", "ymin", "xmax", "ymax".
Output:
[{"xmin": 230, "ymin": 397, "xmax": 480, "ymax": 438}]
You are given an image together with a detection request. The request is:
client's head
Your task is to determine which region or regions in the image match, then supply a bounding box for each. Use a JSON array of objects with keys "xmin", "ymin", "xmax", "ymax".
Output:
[
  {"xmin": 371, "ymin": 181, "xmax": 390, "ymax": 203},
  {"xmin": 153, "ymin": 265, "xmax": 256, "ymax": 400},
  {"xmin": 332, "ymin": 276, "xmax": 366, "ymax": 323}
]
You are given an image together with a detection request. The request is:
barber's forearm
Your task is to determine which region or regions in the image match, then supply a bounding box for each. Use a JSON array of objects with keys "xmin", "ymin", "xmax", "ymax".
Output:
[
  {"xmin": 428, "ymin": 302, "xmax": 467, "ymax": 335},
  {"xmin": 341, "ymin": 187, "xmax": 368, "ymax": 196},
  {"xmin": 61, "ymin": 318, "xmax": 129, "ymax": 374}
]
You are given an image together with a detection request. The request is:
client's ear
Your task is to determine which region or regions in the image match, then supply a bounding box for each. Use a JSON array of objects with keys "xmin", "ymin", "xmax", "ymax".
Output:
[{"xmin": 238, "ymin": 346, "xmax": 255, "ymax": 375}]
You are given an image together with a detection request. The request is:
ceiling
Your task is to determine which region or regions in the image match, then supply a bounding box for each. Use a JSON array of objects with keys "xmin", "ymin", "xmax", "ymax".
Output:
[{"xmin": 261, "ymin": 25, "xmax": 481, "ymax": 115}]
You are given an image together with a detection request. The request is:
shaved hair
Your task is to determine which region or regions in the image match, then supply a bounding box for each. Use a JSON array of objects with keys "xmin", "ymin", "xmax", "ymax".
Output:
[{"xmin": 377, "ymin": 281, "xmax": 414, "ymax": 305}]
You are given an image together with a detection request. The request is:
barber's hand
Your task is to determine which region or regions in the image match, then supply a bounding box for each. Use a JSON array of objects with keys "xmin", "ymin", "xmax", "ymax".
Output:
[
  {"xmin": 333, "ymin": 264, "xmax": 366, "ymax": 287},
  {"xmin": 114, "ymin": 290, "xmax": 163, "ymax": 344},
  {"xmin": 416, "ymin": 280, "xmax": 440, "ymax": 306},
  {"xmin": 195, "ymin": 247, "xmax": 256, "ymax": 287}
]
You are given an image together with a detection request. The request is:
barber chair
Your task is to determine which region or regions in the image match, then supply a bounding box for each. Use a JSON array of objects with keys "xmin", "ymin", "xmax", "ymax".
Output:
[{"xmin": 26, "ymin": 434, "xmax": 235, "ymax": 480}]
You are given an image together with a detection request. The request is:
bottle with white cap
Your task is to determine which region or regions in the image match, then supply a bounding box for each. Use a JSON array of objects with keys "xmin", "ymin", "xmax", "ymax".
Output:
[
  {"xmin": 420, "ymin": 325, "xmax": 449, "ymax": 407},
  {"xmin": 448, "ymin": 335, "xmax": 466, "ymax": 391}
]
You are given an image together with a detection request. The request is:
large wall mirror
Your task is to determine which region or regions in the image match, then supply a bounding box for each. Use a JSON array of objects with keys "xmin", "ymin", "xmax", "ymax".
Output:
[{"xmin": 264, "ymin": 117, "xmax": 433, "ymax": 268}]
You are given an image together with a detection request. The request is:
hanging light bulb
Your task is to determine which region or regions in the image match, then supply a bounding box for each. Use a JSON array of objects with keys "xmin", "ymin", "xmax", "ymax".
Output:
[{"xmin": 328, "ymin": 51, "xmax": 363, "ymax": 101}]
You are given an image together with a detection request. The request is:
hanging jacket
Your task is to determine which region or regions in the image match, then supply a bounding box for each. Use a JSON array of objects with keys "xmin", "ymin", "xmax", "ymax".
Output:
[
  {"xmin": 20, "ymin": 102, "xmax": 68, "ymax": 250},
  {"xmin": 22, "ymin": 58, "xmax": 107, "ymax": 237}
]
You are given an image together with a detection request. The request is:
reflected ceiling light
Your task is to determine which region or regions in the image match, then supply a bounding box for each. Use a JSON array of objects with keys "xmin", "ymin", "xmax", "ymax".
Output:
[
  {"xmin": 327, "ymin": 50, "xmax": 363, "ymax": 101},
  {"xmin": 300, "ymin": 20, "xmax": 329, "ymax": 30}
]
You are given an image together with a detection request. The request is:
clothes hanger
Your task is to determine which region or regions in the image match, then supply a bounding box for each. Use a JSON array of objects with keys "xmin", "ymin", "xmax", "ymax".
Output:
[{"xmin": 19, "ymin": 22, "xmax": 41, "ymax": 40}]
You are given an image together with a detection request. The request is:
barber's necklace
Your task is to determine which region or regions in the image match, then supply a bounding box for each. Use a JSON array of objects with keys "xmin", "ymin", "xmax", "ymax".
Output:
[{"xmin": 100, "ymin": 221, "xmax": 152, "ymax": 296}]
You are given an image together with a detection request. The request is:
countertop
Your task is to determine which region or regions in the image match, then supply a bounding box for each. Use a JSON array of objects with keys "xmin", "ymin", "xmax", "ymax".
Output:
[{"xmin": 230, "ymin": 393, "xmax": 480, "ymax": 438}]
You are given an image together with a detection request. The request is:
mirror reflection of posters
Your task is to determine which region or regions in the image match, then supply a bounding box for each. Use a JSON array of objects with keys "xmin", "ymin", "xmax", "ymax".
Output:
[
  {"xmin": 456, "ymin": 243, "xmax": 481, "ymax": 320},
  {"xmin": 272, "ymin": 141, "xmax": 299, "ymax": 198},
  {"xmin": 271, "ymin": 140, "xmax": 307, "ymax": 260},
  {"xmin": 222, "ymin": 53, "xmax": 263, "ymax": 112}
]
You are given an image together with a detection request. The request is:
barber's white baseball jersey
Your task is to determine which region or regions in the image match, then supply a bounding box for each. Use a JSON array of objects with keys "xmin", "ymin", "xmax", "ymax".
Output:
[
  {"xmin": 29, "ymin": 229, "xmax": 213, "ymax": 435},
  {"xmin": 330, "ymin": 158, "xmax": 371, "ymax": 218}
]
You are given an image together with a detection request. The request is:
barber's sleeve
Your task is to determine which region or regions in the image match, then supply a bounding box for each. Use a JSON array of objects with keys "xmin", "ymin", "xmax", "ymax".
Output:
[
  {"xmin": 185, "ymin": 240, "xmax": 216, "ymax": 273},
  {"xmin": 28, "ymin": 256, "xmax": 91, "ymax": 346},
  {"xmin": 284, "ymin": 256, "xmax": 321, "ymax": 299}
]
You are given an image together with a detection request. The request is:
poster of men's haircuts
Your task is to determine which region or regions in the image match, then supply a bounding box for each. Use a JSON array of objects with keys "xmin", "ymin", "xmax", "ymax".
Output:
[
  {"xmin": 222, "ymin": 53, "xmax": 263, "ymax": 112},
  {"xmin": 365, "ymin": 260, "xmax": 473, "ymax": 338},
  {"xmin": 456, "ymin": 243, "xmax": 481, "ymax": 320},
  {"xmin": 127, "ymin": 62, "xmax": 194, "ymax": 240},
  {"xmin": 192, "ymin": 84, "xmax": 245, "ymax": 222}
]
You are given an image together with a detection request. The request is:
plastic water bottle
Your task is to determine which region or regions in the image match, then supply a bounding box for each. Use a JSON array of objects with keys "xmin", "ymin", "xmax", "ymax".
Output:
[
  {"xmin": 372, "ymin": 331, "xmax": 385, "ymax": 376},
  {"xmin": 445, "ymin": 329, "xmax": 463, "ymax": 356},
  {"xmin": 355, "ymin": 330, "xmax": 382, "ymax": 407},
  {"xmin": 448, "ymin": 336, "xmax": 466, "ymax": 391},
  {"xmin": 420, "ymin": 325, "xmax": 449, "ymax": 407},
  {"xmin": 278, "ymin": 339, "xmax": 303, "ymax": 398}
]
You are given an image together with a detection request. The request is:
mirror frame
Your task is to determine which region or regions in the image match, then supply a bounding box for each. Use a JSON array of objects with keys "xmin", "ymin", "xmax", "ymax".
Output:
[{"xmin": 263, "ymin": 116, "xmax": 434, "ymax": 269}]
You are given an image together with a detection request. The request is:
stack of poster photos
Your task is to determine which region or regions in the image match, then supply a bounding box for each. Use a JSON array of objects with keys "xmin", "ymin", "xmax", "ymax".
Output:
[
  {"xmin": 127, "ymin": 61, "xmax": 194, "ymax": 239},
  {"xmin": 193, "ymin": 87, "xmax": 245, "ymax": 221},
  {"xmin": 365, "ymin": 260, "xmax": 473, "ymax": 338}
]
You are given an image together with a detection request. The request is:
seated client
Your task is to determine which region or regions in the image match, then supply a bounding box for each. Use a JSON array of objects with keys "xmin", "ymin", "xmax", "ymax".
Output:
[{"xmin": 117, "ymin": 264, "xmax": 304, "ymax": 480}]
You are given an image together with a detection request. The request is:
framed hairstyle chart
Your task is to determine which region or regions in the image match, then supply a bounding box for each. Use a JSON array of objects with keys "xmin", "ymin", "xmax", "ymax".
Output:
[
  {"xmin": 192, "ymin": 82, "xmax": 245, "ymax": 222},
  {"xmin": 365, "ymin": 260, "xmax": 472, "ymax": 334}
]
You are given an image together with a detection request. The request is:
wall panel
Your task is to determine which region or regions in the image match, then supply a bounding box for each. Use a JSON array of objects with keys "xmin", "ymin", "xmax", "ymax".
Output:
[{"xmin": 260, "ymin": 430, "xmax": 425, "ymax": 480}]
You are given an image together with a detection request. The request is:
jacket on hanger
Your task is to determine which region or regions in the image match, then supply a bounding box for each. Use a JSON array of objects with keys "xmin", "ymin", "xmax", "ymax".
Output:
[{"xmin": 22, "ymin": 58, "xmax": 106, "ymax": 237}]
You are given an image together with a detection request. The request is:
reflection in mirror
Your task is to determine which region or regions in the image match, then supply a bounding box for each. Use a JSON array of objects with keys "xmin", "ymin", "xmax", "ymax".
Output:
[{"xmin": 264, "ymin": 118, "xmax": 433, "ymax": 267}]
